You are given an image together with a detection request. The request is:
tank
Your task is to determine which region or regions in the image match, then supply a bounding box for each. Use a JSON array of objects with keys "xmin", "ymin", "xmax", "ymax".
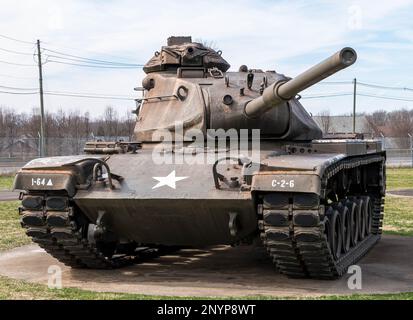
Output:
[{"xmin": 13, "ymin": 36, "xmax": 386, "ymax": 279}]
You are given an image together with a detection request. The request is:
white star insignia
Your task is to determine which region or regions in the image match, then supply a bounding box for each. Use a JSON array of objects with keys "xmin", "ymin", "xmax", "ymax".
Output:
[{"xmin": 152, "ymin": 170, "xmax": 189, "ymax": 190}]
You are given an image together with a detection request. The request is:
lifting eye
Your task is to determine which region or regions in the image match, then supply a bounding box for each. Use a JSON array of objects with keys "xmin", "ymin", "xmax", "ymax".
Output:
[
  {"xmin": 177, "ymin": 86, "xmax": 189, "ymax": 100},
  {"xmin": 187, "ymin": 47, "xmax": 194, "ymax": 54}
]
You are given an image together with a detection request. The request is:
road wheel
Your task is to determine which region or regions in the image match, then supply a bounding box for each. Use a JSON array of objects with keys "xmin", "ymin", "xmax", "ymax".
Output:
[{"xmin": 326, "ymin": 208, "xmax": 343, "ymax": 260}]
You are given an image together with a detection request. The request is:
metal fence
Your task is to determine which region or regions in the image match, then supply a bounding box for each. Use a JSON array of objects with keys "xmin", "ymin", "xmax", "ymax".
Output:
[
  {"xmin": 381, "ymin": 137, "xmax": 413, "ymax": 167},
  {"xmin": 0, "ymin": 136, "xmax": 412, "ymax": 174},
  {"xmin": 0, "ymin": 136, "xmax": 130, "ymax": 174}
]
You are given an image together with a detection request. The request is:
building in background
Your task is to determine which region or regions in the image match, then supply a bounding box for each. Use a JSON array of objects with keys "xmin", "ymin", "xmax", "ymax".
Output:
[{"xmin": 312, "ymin": 115, "xmax": 373, "ymax": 138}]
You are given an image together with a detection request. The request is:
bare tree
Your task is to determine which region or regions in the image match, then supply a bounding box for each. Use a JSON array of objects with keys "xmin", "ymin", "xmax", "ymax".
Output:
[
  {"xmin": 123, "ymin": 111, "xmax": 136, "ymax": 141},
  {"xmin": 317, "ymin": 110, "xmax": 332, "ymax": 133},
  {"xmin": 386, "ymin": 109, "xmax": 413, "ymax": 148},
  {"xmin": 0, "ymin": 105, "xmax": 141, "ymax": 159},
  {"xmin": 366, "ymin": 110, "xmax": 387, "ymax": 136},
  {"xmin": 102, "ymin": 105, "xmax": 119, "ymax": 140},
  {"xmin": 1, "ymin": 108, "xmax": 20, "ymax": 157}
]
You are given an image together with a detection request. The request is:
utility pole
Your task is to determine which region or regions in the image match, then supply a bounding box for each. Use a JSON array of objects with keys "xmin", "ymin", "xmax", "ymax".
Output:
[
  {"xmin": 37, "ymin": 132, "xmax": 41, "ymax": 157},
  {"xmin": 36, "ymin": 39, "xmax": 46, "ymax": 157},
  {"xmin": 352, "ymin": 78, "xmax": 357, "ymax": 134},
  {"xmin": 409, "ymin": 133, "xmax": 413, "ymax": 168}
]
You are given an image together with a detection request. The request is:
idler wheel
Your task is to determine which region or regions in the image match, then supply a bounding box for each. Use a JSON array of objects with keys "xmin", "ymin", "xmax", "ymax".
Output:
[{"xmin": 326, "ymin": 208, "xmax": 343, "ymax": 260}]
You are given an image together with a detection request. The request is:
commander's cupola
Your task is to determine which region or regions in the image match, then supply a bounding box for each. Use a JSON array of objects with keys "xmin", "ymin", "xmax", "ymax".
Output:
[{"xmin": 143, "ymin": 36, "xmax": 230, "ymax": 74}]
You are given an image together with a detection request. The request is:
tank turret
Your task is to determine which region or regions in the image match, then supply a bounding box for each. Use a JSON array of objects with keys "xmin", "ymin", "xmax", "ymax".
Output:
[
  {"xmin": 135, "ymin": 38, "xmax": 357, "ymax": 142},
  {"xmin": 244, "ymin": 48, "xmax": 357, "ymax": 118}
]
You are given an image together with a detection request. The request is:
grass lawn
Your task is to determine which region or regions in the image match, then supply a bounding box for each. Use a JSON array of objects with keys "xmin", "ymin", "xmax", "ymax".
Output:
[
  {"xmin": 0, "ymin": 276, "xmax": 412, "ymax": 300},
  {"xmin": 383, "ymin": 196, "xmax": 413, "ymax": 236},
  {"xmin": 0, "ymin": 201, "xmax": 30, "ymax": 251},
  {"xmin": 387, "ymin": 168, "xmax": 413, "ymax": 190},
  {"xmin": 0, "ymin": 175, "xmax": 14, "ymax": 191},
  {"xmin": 383, "ymin": 168, "xmax": 413, "ymax": 235},
  {"xmin": 0, "ymin": 168, "xmax": 412, "ymax": 300}
]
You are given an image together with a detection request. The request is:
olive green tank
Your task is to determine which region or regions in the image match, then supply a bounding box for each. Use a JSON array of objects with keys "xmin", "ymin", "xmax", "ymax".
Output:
[{"xmin": 13, "ymin": 36, "xmax": 386, "ymax": 279}]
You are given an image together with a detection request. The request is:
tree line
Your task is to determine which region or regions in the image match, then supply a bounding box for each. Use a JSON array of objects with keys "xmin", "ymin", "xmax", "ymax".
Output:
[
  {"xmin": 316, "ymin": 108, "xmax": 413, "ymax": 138},
  {"xmin": 365, "ymin": 109, "xmax": 413, "ymax": 138},
  {"xmin": 0, "ymin": 106, "xmax": 135, "ymax": 158},
  {"xmin": 2, "ymin": 106, "xmax": 413, "ymax": 140},
  {"xmin": 0, "ymin": 105, "xmax": 135, "ymax": 141},
  {"xmin": 2, "ymin": 106, "xmax": 413, "ymax": 159}
]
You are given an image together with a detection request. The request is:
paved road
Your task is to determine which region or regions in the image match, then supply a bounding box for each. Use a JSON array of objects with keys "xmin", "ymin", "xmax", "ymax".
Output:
[
  {"xmin": 388, "ymin": 189, "xmax": 413, "ymax": 197},
  {"xmin": 387, "ymin": 158, "xmax": 412, "ymax": 167},
  {"xmin": 0, "ymin": 191, "xmax": 19, "ymax": 201},
  {"xmin": 0, "ymin": 235, "xmax": 412, "ymax": 297}
]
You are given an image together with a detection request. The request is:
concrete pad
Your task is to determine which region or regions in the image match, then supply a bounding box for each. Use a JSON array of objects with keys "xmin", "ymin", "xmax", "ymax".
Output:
[
  {"xmin": 0, "ymin": 191, "xmax": 19, "ymax": 202},
  {"xmin": 0, "ymin": 235, "xmax": 412, "ymax": 298},
  {"xmin": 388, "ymin": 189, "xmax": 413, "ymax": 198}
]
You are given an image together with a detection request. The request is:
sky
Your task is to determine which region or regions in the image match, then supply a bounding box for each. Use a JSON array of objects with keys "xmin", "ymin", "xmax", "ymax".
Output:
[{"xmin": 1, "ymin": 0, "xmax": 413, "ymax": 118}]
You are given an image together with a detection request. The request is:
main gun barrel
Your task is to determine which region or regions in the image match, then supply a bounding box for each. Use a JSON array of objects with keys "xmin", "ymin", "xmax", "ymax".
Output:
[{"xmin": 244, "ymin": 47, "xmax": 357, "ymax": 118}]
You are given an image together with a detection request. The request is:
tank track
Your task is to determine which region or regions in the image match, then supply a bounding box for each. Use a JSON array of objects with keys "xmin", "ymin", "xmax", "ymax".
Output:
[
  {"xmin": 20, "ymin": 192, "xmax": 141, "ymax": 269},
  {"xmin": 258, "ymin": 154, "xmax": 385, "ymax": 279}
]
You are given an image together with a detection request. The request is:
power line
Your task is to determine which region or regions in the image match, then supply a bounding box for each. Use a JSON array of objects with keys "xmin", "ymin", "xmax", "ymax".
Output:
[
  {"xmin": 302, "ymin": 91, "xmax": 413, "ymax": 102},
  {"xmin": 0, "ymin": 33, "xmax": 35, "ymax": 45},
  {"xmin": 0, "ymin": 84, "xmax": 39, "ymax": 91},
  {"xmin": 0, "ymin": 74, "xmax": 136, "ymax": 99},
  {"xmin": 357, "ymin": 93, "xmax": 413, "ymax": 102},
  {"xmin": 2, "ymin": 37, "xmax": 412, "ymax": 104},
  {"xmin": 42, "ymin": 40, "xmax": 139, "ymax": 64},
  {"xmin": 0, "ymin": 90, "xmax": 38, "ymax": 95},
  {"xmin": 44, "ymin": 91, "xmax": 135, "ymax": 101},
  {"xmin": 0, "ymin": 59, "xmax": 37, "ymax": 67},
  {"xmin": 301, "ymin": 93, "xmax": 353, "ymax": 99},
  {"xmin": 46, "ymin": 54, "xmax": 142, "ymax": 67},
  {"xmin": 316, "ymin": 80, "xmax": 413, "ymax": 92},
  {"xmin": 357, "ymin": 81, "xmax": 413, "ymax": 92},
  {"xmin": 0, "ymin": 88, "xmax": 135, "ymax": 101},
  {"xmin": 302, "ymin": 91, "xmax": 353, "ymax": 96},
  {"xmin": 0, "ymin": 89, "xmax": 135, "ymax": 100},
  {"xmin": 0, "ymin": 35, "xmax": 142, "ymax": 67},
  {"xmin": 0, "ymin": 47, "xmax": 34, "ymax": 56},
  {"xmin": 43, "ymin": 48, "xmax": 143, "ymax": 66},
  {"xmin": 318, "ymin": 81, "xmax": 353, "ymax": 85},
  {"xmin": 0, "ymin": 73, "xmax": 36, "ymax": 80},
  {"xmin": 2, "ymin": 86, "xmax": 413, "ymax": 103},
  {"xmin": 45, "ymin": 90, "xmax": 134, "ymax": 98},
  {"xmin": 47, "ymin": 59, "xmax": 142, "ymax": 69}
]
